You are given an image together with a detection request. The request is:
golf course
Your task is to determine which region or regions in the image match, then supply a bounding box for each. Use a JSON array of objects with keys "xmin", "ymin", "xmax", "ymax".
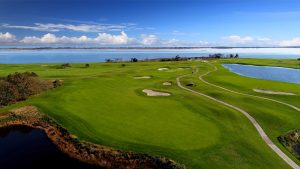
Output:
[{"xmin": 0, "ymin": 58, "xmax": 300, "ymax": 169}]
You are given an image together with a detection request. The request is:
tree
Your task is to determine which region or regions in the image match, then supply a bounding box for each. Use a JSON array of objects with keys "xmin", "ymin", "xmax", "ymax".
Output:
[
  {"xmin": 174, "ymin": 55, "xmax": 181, "ymax": 61},
  {"xmin": 214, "ymin": 53, "xmax": 223, "ymax": 59},
  {"xmin": 105, "ymin": 59, "xmax": 113, "ymax": 62},
  {"xmin": 131, "ymin": 58, "xmax": 138, "ymax": 62},
  {"xmin": 234, "ymin": 54, "xmax": 239, "ymax": 58}
]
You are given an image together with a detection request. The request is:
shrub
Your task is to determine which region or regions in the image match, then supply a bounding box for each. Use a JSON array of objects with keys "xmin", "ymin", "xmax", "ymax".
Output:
[
  {"xmin": 57, "ymin": 63, "xmax": 71, "ymax": 69},
  {"xmin": 52, "ymin": 80, "xmax": 64, "ymax": 88},
  {"xmin": 80, "ymin": 64, "xmax": 90, "ymax": 68},
  {"xmin": 0, "ymin": 80, "xmax": 19, "ymax": 106},
  {"xmin": 6, "ymin": 72, "xmax": 46, "ymax": 100},
  {"xmin": 0, "ymin": 72, "xmax": 57, "ymax": 106}
]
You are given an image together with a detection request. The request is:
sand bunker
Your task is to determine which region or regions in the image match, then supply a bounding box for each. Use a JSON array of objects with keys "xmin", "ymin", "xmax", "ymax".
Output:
[
  {"xmin": 142, "ymin": 89, "xmax": 171, "ymax": 96},
  {"xmin": 253, "ymin": 89, "xmax": 296, "ymax": 95},
  {"xmin": 134, "ymin": 76, "xmax": 152, "ymax": 79},
  {"xmin": 163, "ymin": 81, "xmax": 172, "ymax": 86},
  {"xmin": 158, "ymin": 68, "xmax": 169, "ymax": 71}
]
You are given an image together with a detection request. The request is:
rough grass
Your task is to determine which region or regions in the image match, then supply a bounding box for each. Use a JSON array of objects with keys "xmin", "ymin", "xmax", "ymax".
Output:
[{"xmin": 0, "ymin": 60, "xmax": 299, "ymax": 169}]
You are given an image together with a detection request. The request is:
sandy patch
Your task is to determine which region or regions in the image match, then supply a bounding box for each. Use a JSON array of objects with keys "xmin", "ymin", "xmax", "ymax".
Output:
[
  {"xmin": 158, "ymin": 67, "xmax": 169, "ymax": 71},
  {"xmin": 163, "ymin": 81, "xmax": 172, "ymax": 86},
  {"xmin": 142, "ymin": 89, "xmax": 170, "ymax": 96},
  {"xmin": 253, "ymin": 89, "xmax": 296, "ymax": 95},
  {"xmin": 134, "ymin": 76, "xmax": 152, "ymax": 79}
]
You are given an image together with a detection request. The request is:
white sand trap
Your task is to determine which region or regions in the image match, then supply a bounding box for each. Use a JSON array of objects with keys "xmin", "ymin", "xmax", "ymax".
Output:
[
  {"xmin": 158, "ymin": 67, "xmax": 169, "ymax": 71},
  {"xmin": 143, "ymin": 89, "xmax": 171, "ymax": 96},
  {"xmin": 253, "ymin": 89, "xmax": 296, "ymax": 95},
  {"xmin": 134, "ymin": 76, "xmax": 152, "ymax": 79},
  {"xmin": 163, "ymin": 81, "xmax": 172, "ymax": 86}
]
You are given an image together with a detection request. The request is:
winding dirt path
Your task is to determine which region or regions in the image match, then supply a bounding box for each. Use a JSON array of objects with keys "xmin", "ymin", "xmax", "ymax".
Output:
[
  {"xmin": 201, "ymin": 63, "xmax": 300, "ymax": 112},
  {"xmin": 176, "ymin": 68, "xmax": 300, "ymax": 169}
]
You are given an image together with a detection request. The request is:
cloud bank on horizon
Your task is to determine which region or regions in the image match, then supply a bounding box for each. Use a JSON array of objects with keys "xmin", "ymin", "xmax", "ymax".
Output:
[
  {"xmin": 1, "ymin": 29, "xmax": 300, "ymax": 47},
  {"xmin": 1, "ymin": 0, "xmax": 300, "ymax": 47}
]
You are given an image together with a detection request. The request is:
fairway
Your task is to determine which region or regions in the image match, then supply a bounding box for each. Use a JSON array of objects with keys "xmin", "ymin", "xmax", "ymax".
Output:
[{"xmin": 0, "ymin": 59, "xmax": 299, "ymax": 169}]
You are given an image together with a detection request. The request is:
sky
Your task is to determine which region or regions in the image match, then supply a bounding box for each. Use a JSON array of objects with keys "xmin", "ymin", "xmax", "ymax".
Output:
[{"xmin": 1, "ymin": 0, "xmax": 300, "ymax": 47}]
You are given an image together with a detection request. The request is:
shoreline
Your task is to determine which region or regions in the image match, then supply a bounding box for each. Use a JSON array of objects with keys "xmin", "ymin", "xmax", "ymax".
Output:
[{"xmin": 0, "ymin": 106, "xmax": 185, "ymax": 169}]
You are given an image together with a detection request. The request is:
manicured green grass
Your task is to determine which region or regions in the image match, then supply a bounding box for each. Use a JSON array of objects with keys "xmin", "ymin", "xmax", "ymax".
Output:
[{"xmin": 0, "ymin": 59, "xmax": 299, "ymax": 169}]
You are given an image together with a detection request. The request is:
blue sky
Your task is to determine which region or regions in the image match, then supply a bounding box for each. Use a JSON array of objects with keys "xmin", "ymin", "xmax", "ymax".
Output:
[{"xmin": 0, "ymin": 0, "xmax": 300, "ymax": 47}]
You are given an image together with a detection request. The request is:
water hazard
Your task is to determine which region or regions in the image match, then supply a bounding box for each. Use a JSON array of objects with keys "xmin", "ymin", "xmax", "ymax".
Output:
[
  {"xmin": 0, "ymin": 126, "xmax": 101, "ymax": 169},
  {"xmin": 223, "ymin": 64, "xmax": 300, "ymax": 84}
]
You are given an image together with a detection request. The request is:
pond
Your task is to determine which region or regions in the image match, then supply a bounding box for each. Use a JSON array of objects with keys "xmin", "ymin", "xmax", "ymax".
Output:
[
  {"xmin": 222, "ymin": 64, "xmax": 300, "ymax": 84},
  {"xmin": 0, "ymin": 126, "xmax": 101, "ymax": 169}
]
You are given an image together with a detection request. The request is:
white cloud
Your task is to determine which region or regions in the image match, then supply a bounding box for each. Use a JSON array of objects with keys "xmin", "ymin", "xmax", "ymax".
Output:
[
  {"xmin": 257, "ymin": 37, "xmax": 272, "ymax": 41},
  {"xmin": 0, "ymin": 32, "xmax": 16, "ymax": 43},
  {"xmin": 140, "ymin": 34, "xmax": 160, "ymax": 45},
  {"xmin": 95, "ymin": 31, "xmax": 131, "ymax": 45},
  {"xmin": 219, "ymin": 35, "xmax": 279, "ymax": 46},
  {"xmin": 21, "ymin": 33, "xmax": 57, "ymax": 43},
  {"xmin": 161, "ymin": 39, "xmax": 209, "ymax": 47},
  {"xmin": 171, "ymin": 30, "xmax": 201, "ymax": 36},
  {"xmin": 222, "ymin": 35, "xmax": 254, "ymax": 44},
  {"xmin": 162, "ymin": 39, "xmax": 181, "ymax": 46},
  {"xmin": 19, "ymin": 32, "xmax": 211, "ymax": 47},
  {"xmin": 2, "ymin": 23, "xmax": 135, "ymax": 33},
  {"xmin": 279, "ymin": 38, "xmax": 300, "ymax": 47},
  {"xmin": 21, "ymin": 31, "xmax": 133, "ymax": 45},
  {"xmin": 17, "ymin": 32, "xmax": 300, "ymax": 47}
]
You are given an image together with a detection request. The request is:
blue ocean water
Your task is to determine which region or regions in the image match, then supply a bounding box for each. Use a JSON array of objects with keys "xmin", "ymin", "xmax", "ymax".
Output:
[{"xmin": 0, "ymin": 48, "xmax": 300, "ymax": 64}]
